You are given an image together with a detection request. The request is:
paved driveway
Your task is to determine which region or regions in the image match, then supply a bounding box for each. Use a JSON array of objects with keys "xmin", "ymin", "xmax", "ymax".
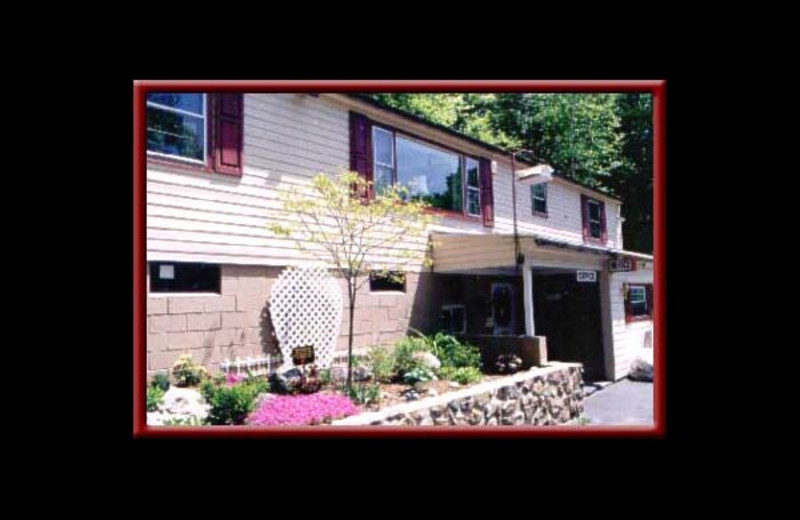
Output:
[{"xmin": 583, "ymin": 379, "xmax": 653, "ymax": 425}]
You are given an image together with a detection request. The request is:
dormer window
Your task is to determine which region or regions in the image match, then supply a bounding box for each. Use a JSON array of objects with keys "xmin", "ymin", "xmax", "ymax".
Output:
[{"xmin": 581, "ymin": 194, "xmax": 607, "ymax": 244}]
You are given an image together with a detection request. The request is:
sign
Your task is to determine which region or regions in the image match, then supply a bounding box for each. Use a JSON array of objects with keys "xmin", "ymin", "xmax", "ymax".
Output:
[
  {"xmin": 576, "ymin": 270, "xmax": 597, "ymax": 283},
  {"xmin": 159, "ymin": 264, "xmax": 175, "ymax": 279},
  {"xmin": 609, "ymin": 258, "xmax": 635, "ymax": 272},
  {"xmin": 291, "ymin": 345, "xmax": 315, "ymax": 366}
]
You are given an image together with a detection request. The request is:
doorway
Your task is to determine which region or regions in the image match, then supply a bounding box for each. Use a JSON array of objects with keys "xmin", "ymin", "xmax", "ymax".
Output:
[{"xmin": 532, "ymin": 271, "xmax": 605, "ymax": 380}]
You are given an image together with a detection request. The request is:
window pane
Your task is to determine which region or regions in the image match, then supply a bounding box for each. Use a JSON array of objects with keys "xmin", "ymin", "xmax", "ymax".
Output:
[
  {"xmin": 534, "ymin": 198, "xmax": 547, "ymax": 213},
  {"xmin": 397, "ymin": 137, "xmax": 463, "ymax": 212},
  {"xmin": 147, "ymin": 107, "xmax": 205, "ymax": 160},
  {"xmin": 369, "ymin": 271, "xmax": 405, "ymax": 292},
  {"xmin": 147, "ymin": 93, "xmax": 204, "ymax": 115},
  {"xmin": 588, "ymin": 200, "xmax": 602, "ymax": 220},
  {"xmin": 631, "ymin": 300, "xmax": 648, "ymax": 316},
  {"xmin": 468, "ymin": 189, "xmax": 480, "ymax": 216},
  {"xmin": 590, "ymin": 221, "xmax": 603, "ymax": 238},
  {"xmin": 373, "ymin": 128, "xmax": 393, "ymax": 166},
  {"xmin": 532, "ymin": 184, "xmax": 547, "ymax": 213},
  {"xmin": 374, "ymin": 165, "xmax": 393, "ymax": 195},
  {"xmin": 150, "ymin": 262, "xmax": 220, "ymax": 293},
  {"xmin": 452, "ymin": 307, "xmax": 465, "ymax": 333},
  {"xmin": 466, "ymin": 158, "xmax": 479, "ymax": 187}
]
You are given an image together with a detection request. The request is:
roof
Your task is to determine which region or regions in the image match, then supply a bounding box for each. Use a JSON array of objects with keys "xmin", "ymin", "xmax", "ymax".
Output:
[{"xmin": 345, "ymin": 93, "xmax": 622, "ymax": 203}]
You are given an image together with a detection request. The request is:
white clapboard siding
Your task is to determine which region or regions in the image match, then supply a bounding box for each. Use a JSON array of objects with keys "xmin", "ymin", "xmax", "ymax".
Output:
[
  {"xmin": 147, "ymin": 93, "xmax": 623, "ymax": 269},
  {"xmin": 607, "ymin": 269, "xmax": 654, "ymax": 379}
]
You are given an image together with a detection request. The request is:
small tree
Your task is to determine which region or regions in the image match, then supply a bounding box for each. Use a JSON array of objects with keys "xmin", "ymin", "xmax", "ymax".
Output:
[{"xmin": 269, "ymin": 172, "xmax": 437, "ymax": 390}]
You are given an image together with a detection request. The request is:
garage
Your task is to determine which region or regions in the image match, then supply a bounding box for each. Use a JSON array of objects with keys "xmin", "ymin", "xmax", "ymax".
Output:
[{"xmin": 533, "ymin": 269, "xmax": 605, "ymax": 380}]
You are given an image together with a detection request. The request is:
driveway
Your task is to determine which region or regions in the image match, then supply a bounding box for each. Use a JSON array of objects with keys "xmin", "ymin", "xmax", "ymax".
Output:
[{"xmin": 583, "ymin": 379, "xmax": 653, "ymax": 425}]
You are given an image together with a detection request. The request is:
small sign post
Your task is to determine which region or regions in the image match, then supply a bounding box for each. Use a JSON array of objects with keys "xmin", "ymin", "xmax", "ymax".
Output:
[
  {"xmin": 291, "ymin": 345, "xmax": 315, "ymax": 367},
  {"xmin": 576, "ymin": 270, "xmax": 597, "ymax": 283}
]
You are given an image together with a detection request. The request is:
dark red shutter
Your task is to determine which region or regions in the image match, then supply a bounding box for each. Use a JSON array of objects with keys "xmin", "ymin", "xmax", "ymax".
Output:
[
  {"xmin": 623, "ymin": 283, "xmax": 633, "ymax": 323},
  {"xmin": 645, "ymin": 284, "xmax": 653, "ymax": 318},
  {"xmin": 600, "ymin": 200, "xmax": 608, "ymax": 244},
  {"xmin": 479, "ymin": 158, "xmax": 494, "ymax": 227},
  {"xmin": 349, "ymin": 111, "xmax": 373, "ymax": 200},
  {"xmin": 580, "ymin": 194, "xmax": 589, "ymax": 241},
  {"xmin": 214, "ymin": 93, "xmax": 244, "ymax": 176}
]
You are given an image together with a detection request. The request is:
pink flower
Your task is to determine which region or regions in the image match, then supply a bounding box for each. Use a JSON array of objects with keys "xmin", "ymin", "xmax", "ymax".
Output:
[
  {"xmin": 226, "ymin": 373, "xmax": 246, "ymax": 386},
  {"xmin": 248, "ymin": 393, "xmax": 361, "ymax": 426}
]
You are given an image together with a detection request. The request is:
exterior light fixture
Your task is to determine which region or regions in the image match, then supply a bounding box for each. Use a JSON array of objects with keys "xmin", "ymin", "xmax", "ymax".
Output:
[{"xmin": 516, "ymin": 164, "xmax": 554, "ymax": 185}]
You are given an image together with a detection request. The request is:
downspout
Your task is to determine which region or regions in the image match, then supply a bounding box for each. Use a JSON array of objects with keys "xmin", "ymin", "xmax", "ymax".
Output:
[{"xmin": 511, "ymin": 152, "xmax": 521, "ymax": 272}]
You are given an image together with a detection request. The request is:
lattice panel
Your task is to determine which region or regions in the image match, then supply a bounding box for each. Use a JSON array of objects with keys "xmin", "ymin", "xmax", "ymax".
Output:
[{"xmin": 269, "ymin": 266, "xmax": 343, "ymax": 369}]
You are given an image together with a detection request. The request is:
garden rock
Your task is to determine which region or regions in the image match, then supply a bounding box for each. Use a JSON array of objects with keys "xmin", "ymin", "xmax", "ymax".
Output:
[
  {"xmin": 148, "ymin": 387, "xmax": 210, "ymax": 426},
  {"xmin": 354, "ymin": 365, "xmax": 373, "ymax": 382},
  {"xmin": 412, "ymin": 351, "xmax": 441, "ymax": 370},
  {"xmin": 628, "ymin": 347, "xmax": 653, "ymax": 381},
  {"xmin": 270, "ymin": 368, "xmax": 303, "ymax": 393}
]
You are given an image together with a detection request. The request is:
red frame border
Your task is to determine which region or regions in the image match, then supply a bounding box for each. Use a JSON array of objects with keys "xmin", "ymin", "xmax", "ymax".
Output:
[{"xmin": 134, "ymin": 79, "xmax": 666, "ymax": 438}]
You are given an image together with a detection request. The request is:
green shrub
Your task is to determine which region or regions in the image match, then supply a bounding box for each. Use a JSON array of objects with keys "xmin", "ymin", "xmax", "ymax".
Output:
[
  {"xmin": 441, "ymin": 366, "xmax": 482, "ymax": 385},
  {"xmin": 367, "ymin": 346, "xmax": 396, "ymax": 383},
  {"xmin": 205, "ymin": 383, "xmax": 259, "ymax": 425},
  {"xmin": 403, "ymin": 366, "xmax": 437, "ymax": 384},
  {"xmin": 151, "ymin": 372, "xmax": 171, "ymax": 392},
  {"xmin": 146, "ymin": 386, "xmax": 164, "ymax": 412},
  {"xmin": 393, "ymin": 337, "xmax": 432, "ymax": 375},
  {"xmin": 162, "ymin": 416, "xmax": 204, "ymax": 426},
  {"xmin": 416, "ymin": 331, "xmax": 481, "ymax": 370},
  {"xmin": 171, "ymin": 355, "xmax": 209, "ymax": 387},
  {"xmin": 345, "ymin": 383, "xmax": 381, "ymax": 406}
]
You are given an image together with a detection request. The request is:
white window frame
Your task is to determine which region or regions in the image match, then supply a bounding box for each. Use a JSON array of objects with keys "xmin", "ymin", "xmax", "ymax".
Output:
[
  {"xmin": 531, "ymin": 183, "xmax": 547, "ymax": 215},
  {"xmin": 442, "ymin": 304, "xmax": 467, "ymax": 334},
  {"xmin": 146, "ymin": 93, "xmax": 207, "ymax": 165},
  {"xmin": 587, "ymin": 198, "xmax": 603, "ymax": 238},
  {"xmin": 465, "ymin": 157, "xmax": 481, "ymax": 217},
  {"xmin": 372, "ymin": 126, "xmax": 395, "ymax": 193}
]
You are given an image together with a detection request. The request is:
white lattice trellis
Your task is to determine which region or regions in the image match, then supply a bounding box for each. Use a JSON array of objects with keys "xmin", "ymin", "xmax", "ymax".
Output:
[{"xmin": 269, "ymin": 266, "xmax": 343, "ymax": 369}]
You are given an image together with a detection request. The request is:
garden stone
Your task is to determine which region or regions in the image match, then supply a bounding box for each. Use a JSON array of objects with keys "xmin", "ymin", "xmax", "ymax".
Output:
[
  {"xmin": 405, "ymin": 390, "xmax": 419, "ymax": 401},
  {"xmin": 449, "ymin": 382, "xmax": 460, "ymax": 388},
  {"xmin": 412, "ymin": 351, "xmax": 441, "ymax": 370},
  {"xmin": 354, "ymin": 365, "xmax": 373, "ymax": 382},
  {"xmin": 427, "ymin": 388, "xmax": 438, "ymax": 397}
]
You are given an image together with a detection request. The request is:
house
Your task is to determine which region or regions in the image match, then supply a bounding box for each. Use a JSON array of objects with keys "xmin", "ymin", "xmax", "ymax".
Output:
[{"xmin": 145, "ymin": 92, "xmax": 654, "ymax": 381}]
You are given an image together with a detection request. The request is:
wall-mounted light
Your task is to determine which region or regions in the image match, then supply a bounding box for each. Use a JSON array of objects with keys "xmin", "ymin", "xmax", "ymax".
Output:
[{"xmin": 516, "ymin": 164, "xmax": 554, "ymax": 185}]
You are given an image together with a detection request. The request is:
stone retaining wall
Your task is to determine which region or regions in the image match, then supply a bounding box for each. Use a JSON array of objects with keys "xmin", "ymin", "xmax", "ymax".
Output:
[{"xmin": 332, "ymin": 362, "xmax": 584, "ymax": 426}]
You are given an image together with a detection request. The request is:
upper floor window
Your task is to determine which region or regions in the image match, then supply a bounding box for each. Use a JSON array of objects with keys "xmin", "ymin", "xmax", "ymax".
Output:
[
  {"xmin": 531, "ymin": 183, "xmax": 547, "ymax": 216},
  {"xmin": 581, "ymin": 195, "xmax": 607, "ymax": 243},
  {"xmin": 147, "ymin": 93, "xmax": 207, "ymax": 163},
  {"xmin": 372, "ymin": 125, "xmax": 480, "ymax": 216}
]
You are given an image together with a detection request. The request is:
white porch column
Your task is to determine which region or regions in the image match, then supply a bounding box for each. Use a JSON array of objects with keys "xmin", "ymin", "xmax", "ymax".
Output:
[{"xmin": 522, "ymin": 259, "xmax": 535, "ymax": 336}]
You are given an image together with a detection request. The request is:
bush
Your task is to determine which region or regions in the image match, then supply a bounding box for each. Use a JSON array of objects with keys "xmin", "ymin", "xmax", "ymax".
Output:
[
  {"xmin": 403, "ymin": 366, "xmax": 437, "ymax": 384},
  {"xmin": 162, "ymin": 416, "xmax": 203, "ymax": 426},
  {"xmin": 151, "ymin": 372, "xmax": 171, "ymax": 392},
  {"xmin": 346, "ymin": 382, "xmax": 381, "ymax": 406},
  {"xmin": 147, "ymin": 386, "xmax": 164, "ymax": 412},
  {"xmin": 393, "ymin": 337, "xmax": 432, "ymax": 376},
  {"xmin": 440, "ymin": 366, "xmax": 482, "ymax": 385},
  {"xmin": 171, "ymin": 355, "xmax": 209, "ymax": 387},
  {"xmin": 367, "ymin": 346, "xmax": 396, "ymax": 383},
  {"xmin": 418, "ymin": 331, "xmax": 481, "ymax": 370},
  {"xmin": 205, "ymin": 383, "xmax": 259, "ymax": 425}
]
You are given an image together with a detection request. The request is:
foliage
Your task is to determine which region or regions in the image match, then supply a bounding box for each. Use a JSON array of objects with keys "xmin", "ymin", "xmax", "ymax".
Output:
[
  {"xmin": 248, "ymin": 393, "xmax": 361, "ymax": 426},
  {"xmin": 393, "ymin": 336, "xmax": 432, "ymax": 376},
  {"xmin": 268, "ymin": 171, "xmax": 438, "ymax": 390},
  {"xmin": 171, "ymin": 355, "xmax": 208, "ymax": 387},
  {"xmin": 403, "ymin": 366, "xmax": 437, "ymax": 385},
  {"xmin": 204, "ymin": 382, "xmax": 259, "ymax": 425},
  {"xmin": 366, "ymin": 346, "xmax": 396, "ymax": 383},
  {"xmin": 162, "ymin": 416, "xmax": 203, "ymax": 426},
  {"xmin": 146, "ymin": 385, "xmax": 165, "ymax": 412},
  {"xmin": 319, "ymin": 368, "xmax": 333, "ymax": 386},
  {"xmin": 150, "ymin": 372, "xmax": 171, "ymax": 392},
  {"xmin": 439, "ymin": 366, "xmax": 482, "ymax": 385},
  {"xmin": 345, "ymin": 382, "xmax": 382, "ymax": 407},
  {"xmin": 411, "ymin": 329, "xmax": 482, "ymax": 371}
]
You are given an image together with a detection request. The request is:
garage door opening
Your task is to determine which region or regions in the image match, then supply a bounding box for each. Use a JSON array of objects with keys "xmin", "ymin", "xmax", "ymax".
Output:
[{"xmin": 532, "ymin": 269, "xmax": 605, "ymax": 381}]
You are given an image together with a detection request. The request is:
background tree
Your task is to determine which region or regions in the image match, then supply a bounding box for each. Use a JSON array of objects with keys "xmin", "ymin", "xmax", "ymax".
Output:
[{"xmin": 269, "ymin": 172, "xmax": 436, "ymax": 390}]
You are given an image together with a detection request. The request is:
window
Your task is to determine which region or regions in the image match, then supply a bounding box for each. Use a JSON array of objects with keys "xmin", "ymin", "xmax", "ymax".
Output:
[
  {"xmin": 371, "ymin": 125, "xmax": 482, "ymax": 216},
  {"xmin": 531, "ymin": 183, "xmax": 547, "ymax": 215},
  {"xmin": 466, "ymin": 158, "xmax": 481, "ymax": 216},
  {"xmin": 441, "ymin": 305, "xmax": 466, "ymax": 335},
  {"xmin": 149, "ymin": 262, "xmax": 220, "ymax": 293},
  {"xmin": 369, "ymin": 271, "xmax": 405, "ymax": 292},
  {"xmin": 147, "ymin": 93, "xmax": 207, "ymax": 163},
  {"xmin": 624, "ymin": 283, "xmax": 653, "ymax": 322},
  {"xmin": 581, "ymin": 195, "xmax": 607, "ymax": 243}
]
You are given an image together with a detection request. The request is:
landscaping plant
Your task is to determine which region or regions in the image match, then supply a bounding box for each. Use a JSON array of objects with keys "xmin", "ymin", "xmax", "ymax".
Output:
[
  {"xmin": 393, "ymin": 336, "xmax": 432, "ymax": 376},
  {"xmin": 204, "ymin": 382, "xmax": 259, "ymax": 425},
  {"xmin": 346, "ymin": 382, "xmax": 382, "ymax": 407},
  {"xmin": 151, "ymin": 372, "xmax": 171, "ymax": 392},
  {"xmin": 171, "ymin": 355, "xmax": 209, "ymax": 387},
  {"xmin": 403, "ymin": 366, "xmax": 437, "ymax": 385},
  {"xmin": 439, "ymin": 366, "xmax": 482, "ymax": 385},
  {"xmin": 248, "ymin": 393, "xmax": 361, "ymax": 426},
  {"xmin": 366, "ymin": 346, "xmax": 396, "ymax": 383},
  {"xmin": 411, "ymin": 329, "xmax": 481, "ymax": 371},
  {"xmin": 146, "ymin": 385, "xmax": 165, "ymax": 412}
]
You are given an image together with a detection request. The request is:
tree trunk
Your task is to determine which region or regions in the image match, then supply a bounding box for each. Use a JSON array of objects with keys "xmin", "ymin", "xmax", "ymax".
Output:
[{"xmin": 346, "ymin": 278, "xmax": 356, "ymax": 390}]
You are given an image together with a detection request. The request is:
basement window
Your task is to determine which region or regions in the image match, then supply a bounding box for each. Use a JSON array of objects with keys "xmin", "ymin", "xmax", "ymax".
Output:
[
  {"xmin": 441, "ymin": 304, "xmax": 466, "ymax": 335},
  {"xmin": 149, "ymin": 261, "xmax": 221, "ymax": 293},
  {"xmin": 369, "ymin": 271, "xmax": 406, "ymax": 292}
]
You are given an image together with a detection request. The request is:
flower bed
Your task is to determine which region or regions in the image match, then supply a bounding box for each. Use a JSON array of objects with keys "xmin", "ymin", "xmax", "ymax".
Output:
[{"xmin": 248, "ymin": 393, "xmax": 361, "ymax": 426}]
